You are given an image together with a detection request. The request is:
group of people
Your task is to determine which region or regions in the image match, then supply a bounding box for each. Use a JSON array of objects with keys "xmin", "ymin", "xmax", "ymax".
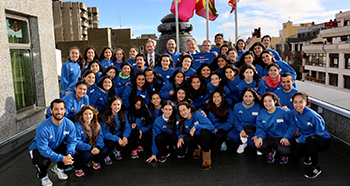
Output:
[{"xmin": 29, "ymin": 34, "xmax": 331, "ymax": 186}]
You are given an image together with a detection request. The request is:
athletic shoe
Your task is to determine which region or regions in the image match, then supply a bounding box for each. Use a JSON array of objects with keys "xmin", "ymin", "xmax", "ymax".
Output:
[
  {"xmin": 92, "ymin": 161, "xmax": 101, "ymax": 170},
  {"xmin": 303, "ymin": 156, "xmax": 312, "ymax": 165},
  {"xmin": 177, "ymin": 155, "xmax": 185, "ymax": 159},
  {"xmin": 113, "ymin": 150, "xmax": 123, "ymax": 160},
  {"xmin": 220, "ymin": 141, "xmax": 228, "ymax": 151},
  {"xmin": 104, "ymin": 155, "xmax": 113, "ymax": 165},
  {"xmin": 64, "ymin": 166, "xmax": 73, "ymax": 172},
  {"xmin": 159, "ymin": 156, "xmax": 167, "ymax": 163},
  {"xmin": 256, "ymin": 150, "xmax": 263, "ymax": 156},
  {"xmin": 237, "ymin": 143, "xmax": 247, "ymax": 154},
  {"xmin": 41, "ymin": 174, "xmax": 52, "ymax": 186},
  {"xmin": 305, "ymin": 166, "xmax": 322, "ymax": 178},
  {"xmin": 138, "ymin": 145, "xmax": 144, "ymax": 152},
  {"xmin": 74, "ymin": 169, "xmax": 85, "ymax": 177},
  {"xmin": 131, "ymin": 150, "xmax": 139, "ymax": 159},
  {"xmin": 267, "ymin": 148, "xmax": 276, "ymax": 163},
  {"xmin": 51, "ymin": 164, "xmax": 68, "ymax": 180},
  {"xmin": 279, "ymin": 156, "xmax": 289, "ymax": 165}
]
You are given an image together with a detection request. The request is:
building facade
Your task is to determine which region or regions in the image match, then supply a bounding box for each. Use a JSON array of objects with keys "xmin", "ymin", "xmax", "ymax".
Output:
[
  {"xmin": 52, "ymin": 0, "xmax": 100, "ymax": 42},
  {"xmin": 0, "ymin": 0, "xmax": 59, "ymax": 143},
  {"xmin": 302, "ymin": 10, "xmax": 350, "ymax": 90}
]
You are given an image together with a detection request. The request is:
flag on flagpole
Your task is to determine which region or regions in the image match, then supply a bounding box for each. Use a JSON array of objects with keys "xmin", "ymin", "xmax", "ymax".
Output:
[
  {"xmin": 170, "ymin": 0, "xmax": 196, "ymax": 22},
  {"xmin": 195, "ymin": 0, "xmax": 218, "ymax": 21},
  {"xmin": 228, "ymin": 0, "xmax": 239, "ymax": 14}
]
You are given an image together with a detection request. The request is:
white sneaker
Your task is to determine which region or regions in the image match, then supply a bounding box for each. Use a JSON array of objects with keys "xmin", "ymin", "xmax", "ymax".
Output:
[
  {"xmin": 41, "ymin": 174, "xmax": 53, "ymax": 186},
  {"xmin": 237, "ymin": 143, "xmax": 247, "ymax": 154},
  {"xmin": 51, "ymin": 164, "xmax": 68, "ymax": 180},
  {"xmin": 256, "ymin": 150, "xmax": 263, "ymax": 156}
]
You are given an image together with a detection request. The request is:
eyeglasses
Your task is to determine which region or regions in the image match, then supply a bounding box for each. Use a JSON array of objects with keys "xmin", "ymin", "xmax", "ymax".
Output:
[{"xmin": 215, "ymin": 37, "xmax": 223, "ymax": 40}]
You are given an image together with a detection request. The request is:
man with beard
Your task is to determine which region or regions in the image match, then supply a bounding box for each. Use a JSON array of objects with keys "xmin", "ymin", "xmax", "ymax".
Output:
[
  {"xmin": 29, "ymin": 99, "xmax": 77, "ymax": 186},
  {"xmin": 274, "ymin": 73, "xmax": 299, "ymax": 110},
  {"xmin": 134, "ymin": 53, "xmax": 147, "ymax": 74},
  {"xmin": 165, "ymin": 39, "xmax": 181, "ymax": 67}
]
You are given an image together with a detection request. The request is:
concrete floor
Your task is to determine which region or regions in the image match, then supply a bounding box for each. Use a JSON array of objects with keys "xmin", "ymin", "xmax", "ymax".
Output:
[{"xmin": 1, "ymin": 137, "xmax": 350, "ymax": 186}]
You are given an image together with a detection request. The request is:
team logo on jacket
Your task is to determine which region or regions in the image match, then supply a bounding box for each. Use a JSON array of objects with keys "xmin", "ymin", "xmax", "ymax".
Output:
[
  {"xmin": 140, "ymin": 95, "xmax": 146, "ymax": 98},
  {"xmin": 252, "ymin": 112, "xmax": 258, "ymax": 115},
  {"xmin": 277, "ymin": 119, "xmax": 284, "ymax": 123},
  {"xmin": 307, "ymin": 122, "xmax": 313, "ymax": 126},
  {"xmin": 166, "ymin": 75, "xmax": 170, "ymax": 78},
  {"xmin": 63, "ymin": 131, "xmax": 70, "ymax": 135},
  {"xmin": 163, "ymin": 125, "xmax": 167, "ymax": 129},
  {"xmin": 90, "ymin": 89, "xmax": 95, "ymax": 93},
  {"xmin": 71, "ymin": 107, "xmax": 74, "ymax": 111},
  {"xmin": 70, "ymin": 68, "xmax": 73, "ymax": 71},
  {"xmin": 194, "ymin": 121, "xmax": 199, "ymax": 125},
  {"xmin": 239, "ymin": 110, "xmax": 243, "ymax": 114},
  {"xmin": 49, "ymin": 135, "xmax": 53, "ymax": 139},
  {"xmin": 176, "ymin": 121, "xmax": 179, "ymax": 125},
  {"xmin": 262, "ymin": 120, "xmax": 266, "ymax": 123}
]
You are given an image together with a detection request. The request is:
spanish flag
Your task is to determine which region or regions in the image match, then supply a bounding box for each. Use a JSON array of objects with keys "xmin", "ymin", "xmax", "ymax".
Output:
[
  {"xmin": 170, "ymin": 0, "xmax": 196, "ymax": 22},
  {"xmin": 195, "ymin": 0, "xmax": 218, "ymax": 21}
]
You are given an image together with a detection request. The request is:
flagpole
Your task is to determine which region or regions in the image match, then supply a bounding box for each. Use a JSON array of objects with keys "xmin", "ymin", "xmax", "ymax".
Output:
[
  {"xmin": 175, "ymin": 0, "xmax": 180, "ymax": 52},
  {"xmin": 206, "ymin": 0, "xmax": 209, "ymax": 40},
  {"xmin": 234, "ymin": 0, "xmax": 238, "ymax": 42}
]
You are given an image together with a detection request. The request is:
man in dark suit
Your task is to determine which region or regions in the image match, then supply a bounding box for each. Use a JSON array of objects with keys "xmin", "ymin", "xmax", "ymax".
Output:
[{"xmin": 145, "ymin": 39, "xmax": 160, "ymax": 68}]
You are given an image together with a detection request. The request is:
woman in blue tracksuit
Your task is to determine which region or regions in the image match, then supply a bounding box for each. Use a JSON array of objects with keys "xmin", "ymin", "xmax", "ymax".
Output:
[
  {"xmin": 172, "ymin": 86, "xmax": 192, "ymax": 109},
  {"xmin": 186, "ymin": 74, "xmax": 210, "ymax": 109},
  {"xmin": 206, "ymin": 90, "xmax": 234, "ymax": 151},
  {"xmin": 112, "ymin": 48, "xmax": 126, "ymax": 71},
  {"xmin": 61, "ymin": 46, "xmax": 82, "ymax": 93},
  {"xmin": 100, "ymin": 66, "xmax": 119, "ymax": 85},
  {"xmin": 264, "ymin": 63, "xmax": 283, "ymax": 92},
  {"xmin": 82, "ymin": 47, "xmax": 99, "ymax": 75},
  {"xmin": 238, "ymin": 63, "xmax": 266, "ymax": 96},
  {"xmin": 99, "ymin": 47, "xmax": 114, "ymax": 72},
  {"xmin": 207, "ymin": 71, "xmax": 233, "ymax": 105},
  {"xmin": 115, "ymin": 62, "xmax": 135, "ymax": 97},
  {"xmin": 178, "ymin": 102, "xmax": 215, "ymax": 170},
  {"xmin": 121, "ymin": 72, "xmax": 151, "ymax": 109},
  {"xmin": 99, "ymin": 96, "xmax": 132, "ymax": 164},
  {"xmin": 61, "ymin": 70, "xmax": 96, "ymax": 98},
  {"xmin": 261, "ymin": 50, "xmax": 297, "ymax": 82},
  {"xmin": 47, "ymin": 81, "xmax": 89, "ymax": 122},
  {"xmin": 209, "ymin": 54, "xmax": 232, "ymax": 75},
  {"xmin": 235, "ymin": 51, "xmax": 263, "ymax": 77},
  {"xmin": 235, "ymin": 39, "xmax": 248, "ymax": 62},
  {"xmin": 159, "ymin": 70, "xmax": 185, "ymax": 100},
  {"xmin": 148, "ymin": 93, "xmax": 163, "ymax": 124},
  {"xmin": 74, "ymin": 105, "xmax": 109, "ymax": 177},
  {"xmin": 196, "ymin": 63, "xmax": 212, "ymax": 83},
  {"xmin": 126, "ymin": 96, "xmax": 153, "ymax": 159},
  {"xmin": 127, "ymin": 47, "xmax": 138, "ymax": 68},
  {"xmin": 86, "ymin": 59, "xmax": 103, "ymax": 82},
  {"xmin": 175, "ymin": 54, "xmax": 196, "ymax": 81},
  {"xmin": 227, "ymin": 87, "xmax": 262, "ymax": 154},
  {"xmin": 154, "ymin": 54, "xmax": 175, "ymax": 83},
  {"xmin": 223, "ymin": 64, "xmax": 241, "ymax": 105},
  {"xmin": 146, "ymin": 101, "xmax": 186, "ymax": 163},
  {"xmin": 254, "ymin": 92, "xmax": 296, "ymax": 164},
  {"xmin": 292, "ymin": 92, "xmax": 331, "ymax": 178},
  {"xmin": 144, "ymin": 67, "xmax": 164, "ymax": 94},
  {"xmin": 89, "ymin": 75, "xmax": 115, "ymax": 112}
]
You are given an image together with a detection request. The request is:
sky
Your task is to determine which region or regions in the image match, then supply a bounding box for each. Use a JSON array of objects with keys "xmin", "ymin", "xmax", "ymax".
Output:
[{"xmin": 65, "ymin": 0, "xmax": 349, "ymax": 44}]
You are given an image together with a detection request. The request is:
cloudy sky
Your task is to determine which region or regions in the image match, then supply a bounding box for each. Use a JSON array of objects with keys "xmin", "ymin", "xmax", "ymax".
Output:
[{"xmin": 64, "ymin": 0, "xmax": 349, "ymax": 44}]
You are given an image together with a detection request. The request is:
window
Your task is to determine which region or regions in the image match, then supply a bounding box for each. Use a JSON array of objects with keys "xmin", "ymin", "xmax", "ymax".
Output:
[
  {"xmin": 345, "ymin": 54, "xmax": 350, "ymax": 69},
  {"xmin": 305, "ymin": 53, "xmax": 326, "ymax": 67},
  {"xmin": 329, "ymin": 54, "xmax": 339, "ymax": 68},
  {"xmin": 344, "ymin": 75, "xmax": 350, "ymax": 89},
  {"xmin": 329, "ymin": 73, "xmax": 338, "ymax": 86},
  {"xmin": 7, "ymin": 15, "xmax": 35, "ymax": 110}
]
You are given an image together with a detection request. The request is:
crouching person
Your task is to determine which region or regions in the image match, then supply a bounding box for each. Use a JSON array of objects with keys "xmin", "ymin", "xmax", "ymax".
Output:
[{"xmin": 28, "ymin": 99, "xmax": 77, "ymax": 186}]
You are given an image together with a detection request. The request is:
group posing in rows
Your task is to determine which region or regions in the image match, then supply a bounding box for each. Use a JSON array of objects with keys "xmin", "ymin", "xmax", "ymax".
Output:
[{"xmin": 29, "ymin": 34, "xmax": 331, "ymax": 186}]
